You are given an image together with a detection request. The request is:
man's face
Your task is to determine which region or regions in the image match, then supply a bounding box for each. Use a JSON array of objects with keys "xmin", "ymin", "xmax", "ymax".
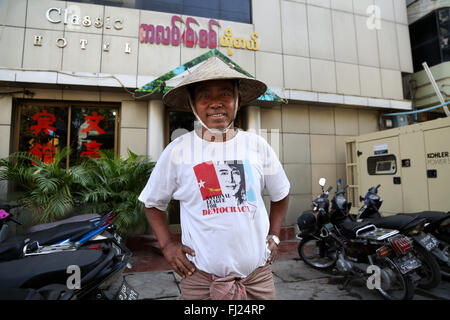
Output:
[{"xmin": 192, "ymin": 80, "xmax": 238, "ymax": 130}]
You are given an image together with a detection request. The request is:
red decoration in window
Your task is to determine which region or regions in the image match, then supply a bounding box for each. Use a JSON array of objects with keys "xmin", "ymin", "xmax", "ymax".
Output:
[
  {"xmin": 81, "ymin": 111, "xmax": 105, "ymax": 134},
  {"xmin": 29, "ymin": 142, "xmax": 56, "ymax": 165},
  {"xmin": 29, "ymin": 109, "xmax": 56, "ymax": 135},
  {"xmin": 81, "ymin": 140, "xmax": 103, "ymax": 159}
]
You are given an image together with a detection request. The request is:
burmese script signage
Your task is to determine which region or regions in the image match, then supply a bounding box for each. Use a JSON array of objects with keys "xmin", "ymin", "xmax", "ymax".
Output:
[{"xmin": 139, "ymin": 15, "xmax": 259, "ymax": 56}]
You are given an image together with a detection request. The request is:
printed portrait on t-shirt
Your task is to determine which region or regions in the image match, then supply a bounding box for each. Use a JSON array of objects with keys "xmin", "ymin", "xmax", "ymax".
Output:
[
  {"xmin": 217, "ymin": 161, "xmax": 246, "ymax": 205},
  {"xmin": 193, "ymin": 160, "xmax": 257, "ymax": 218}
]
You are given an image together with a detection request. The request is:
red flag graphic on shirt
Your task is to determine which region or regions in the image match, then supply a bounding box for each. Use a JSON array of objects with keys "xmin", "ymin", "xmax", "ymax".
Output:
[{"xmin": 193, "ymin": 161, "xmax": 222, "ymax": 200}]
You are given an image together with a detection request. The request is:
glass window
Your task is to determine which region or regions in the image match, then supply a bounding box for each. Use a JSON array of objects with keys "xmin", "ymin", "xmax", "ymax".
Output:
[
  {"xmin": 410, "ymin": 11, "xmax": 440, "ymax": 72},
  {"xmin": 67, "ymin": 0, "xmax": 137, "ymax": 9},
  {"xmin": 69, "ymin": 107, "xmax": 117, "ymax": 165},
  {"xmin": 438, "ymin": 8, "xmax": 450, "ymax": 61},
  {"xmin": 220, "ymin": 0, "xmax": 251, "ymax": 23},
  {"xmin": 64, "ymin": 0, "xmax": 252, "ymax": 24},
  {"xmin": 412, "ymin": 40, "xmax": 441, "ymax": 72},
  {"xmin": 409, "ymin": 9, "xmax": 450, "ymax": 71},
  {"xmin": 410, "ymin": 12, "xmax": 438, "ymax": 48},
  {"xmin": 168, "ymin": 111, "xmax": 196, "ymax": 142},
  {"xmin": 15, "ymin": 102, "xmax": 118, "ymax": 167},
  {"xmin": 184, "ymin": 0, "xmax": 220, "ymax": 20},
  {"xmin": 140, "ymin": 0, "xmax": 183, "ymax": 15},
  {"xmin": 18, "ymin": 105, "xmax": 68, "ymax": 165}
]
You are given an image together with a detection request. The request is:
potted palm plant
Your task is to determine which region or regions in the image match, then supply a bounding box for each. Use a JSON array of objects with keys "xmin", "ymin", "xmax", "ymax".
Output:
[
  {"xmin": 0, "ymin": 147, "xmax": 91, "ymax": 225},
  {"xmin": 0, "ymin": 148, "xmax": 155, "ymax": 237}
]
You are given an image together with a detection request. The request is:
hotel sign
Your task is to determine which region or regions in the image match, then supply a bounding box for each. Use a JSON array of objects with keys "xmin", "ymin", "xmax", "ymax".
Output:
[
  {"xmin": 33, "ymin": 6, "xmax": 129, "ymax": 52},
  {"xmin": 35, "ymin": 8, "xmax": 259, "ymax": 56},
  {"xmin": 45, "ymin": 7, "xmax": 124, "ymax": 30},
  {"xmin": 139, "ymin": 15, "xmax": 259, "ymax": 56}
]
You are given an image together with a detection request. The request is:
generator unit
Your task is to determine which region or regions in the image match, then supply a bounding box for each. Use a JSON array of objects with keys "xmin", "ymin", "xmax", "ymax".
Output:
[{"xmin": 345, "ymin": 116, "xmax": 450, "ymax": 216}]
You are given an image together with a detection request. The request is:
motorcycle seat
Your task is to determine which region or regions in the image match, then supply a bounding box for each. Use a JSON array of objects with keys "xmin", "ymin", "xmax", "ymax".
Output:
[
  {"xmin": 0, "ymin": 249, "xmax": 104, "ymax": 289},
  {"xmin": 0, "ymin": 221, "xmax": 97, "ymax": 261},
  {"xmin": 396, "ymin": 211, "xmax": 449, "ymax": 225},
  {"xmin": 365, "ymin": 215, "xmax": 425, "ymax": 232},
  {"xmin": 8, "ymin": 220, "xmax": 97, "ymax": 245},
  {"xmin": 340, "ymin": 220, "xmax": 373, "ymax": 239},
  {"xmin": 27, "ymin": 213, "xmax": 101, "ymax": 233},
  {"xmin": 0, "ymin": 241, "xmax": 24, "ymax": 261}
]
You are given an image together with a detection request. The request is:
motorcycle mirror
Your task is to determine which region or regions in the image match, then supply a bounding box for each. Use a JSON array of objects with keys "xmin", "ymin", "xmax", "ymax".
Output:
[
  {"xmin": 337, "ymin": 178, "xmax": 342, "ymax": 187},
  {"xmin": 359, "ymin": 196, "xmax": 365, "ymax": 202},
  {"xmin": 319, "ymin": 178, "xmax": 326, "ymax": 187}
]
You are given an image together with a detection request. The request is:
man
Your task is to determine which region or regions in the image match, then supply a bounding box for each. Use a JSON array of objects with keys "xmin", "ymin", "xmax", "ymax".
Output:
[{"xmin": 139, "ymin": 56, "xmax": 290, "ymax": 300}]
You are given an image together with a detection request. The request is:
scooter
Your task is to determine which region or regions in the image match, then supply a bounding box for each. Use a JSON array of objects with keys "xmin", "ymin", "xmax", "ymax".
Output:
[
  {"xmin": 0, "ymin": 207, "xmax": 111, "ymax": 261},
  {"xmin": 0, "ymin": 205, "xmax": 136, "ymax": 299},
  {"xmin": 297, "ymin": 178, "xmax": 422, "ymax": 300},
  {"xmin": 0, "ymin": 200, "xmax": 103, "ymax": 243},
  {"xmin": 356, "ymin": 184, "xmax": 450, "ymax": 287},
  {"xmin": 0, "ymin": 227, "xmax": 133, "ymax": 300}
]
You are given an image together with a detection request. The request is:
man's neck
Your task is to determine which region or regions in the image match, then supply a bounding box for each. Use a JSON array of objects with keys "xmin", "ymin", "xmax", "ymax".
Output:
[{"xmin": 197, "ymin": 127, "xmax": 238, "ymax": 142}]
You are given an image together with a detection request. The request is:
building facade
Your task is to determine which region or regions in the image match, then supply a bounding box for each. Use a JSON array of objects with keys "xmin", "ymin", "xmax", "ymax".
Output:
[
  {"xmin": 406, "ymin": 0, "xmax": 450, "ymax": 118},
  {"xmin": 0, "ymin": 0, "xmax": 413, "ymax": 226}
]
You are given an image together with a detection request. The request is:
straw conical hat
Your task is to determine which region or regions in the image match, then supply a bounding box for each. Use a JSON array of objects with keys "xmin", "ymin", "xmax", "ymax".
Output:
[{"xmin": 163, "ymin": 56, "xmax": 267, "ymax": 108}]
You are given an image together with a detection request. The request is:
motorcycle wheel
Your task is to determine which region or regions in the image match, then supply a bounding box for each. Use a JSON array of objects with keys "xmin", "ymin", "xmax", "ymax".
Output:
[
  {"xmin": 413, "ymin": 244, "xmax": 442, "ymax": 290},
  {"xmin": 298, "ymin": 235, "xmax": 339, "ymax": 270},
  {"xmin": 376, "ymin": 257, "xmax": 415, "ymax": 300}
]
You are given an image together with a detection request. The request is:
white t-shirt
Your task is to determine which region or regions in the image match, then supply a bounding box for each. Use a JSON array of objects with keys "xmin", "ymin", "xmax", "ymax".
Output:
[{"xmin": 138, "ymin": 130, "xmax": 290, "ymax": 278}]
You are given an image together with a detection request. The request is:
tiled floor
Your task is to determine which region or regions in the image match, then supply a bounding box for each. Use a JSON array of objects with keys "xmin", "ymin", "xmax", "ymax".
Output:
[{"xmin": 124, "ymin": 234, "xmax": 300, "ymax": 273}]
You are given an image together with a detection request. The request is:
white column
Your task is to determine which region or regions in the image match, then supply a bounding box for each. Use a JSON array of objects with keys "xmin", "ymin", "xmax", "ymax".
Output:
[
  {"xmin": 147, "ymin": 99, "xmax": 165, "ymax": 161},
  {"xmin": 0, "ymin": 96, "xmax": 12, "ymax": 158},
  {"xmin": 0, "ymin": 96, "xmax": 12, "ymax": 200},
  {"xmin": 244, "ymin": 105, "xmax": 261, "ymax": 133}
]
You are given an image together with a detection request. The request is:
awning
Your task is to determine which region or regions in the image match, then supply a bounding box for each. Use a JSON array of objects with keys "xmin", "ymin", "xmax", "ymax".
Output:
[{"xmin": 135, "ymin": 48, "xmax": 286, "ymax": 104}]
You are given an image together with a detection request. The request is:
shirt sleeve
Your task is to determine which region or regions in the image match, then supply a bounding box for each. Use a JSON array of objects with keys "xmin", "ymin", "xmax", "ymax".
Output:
[
  {"xmin": 138, "ymin": 144, "xmax": 178, "ymax": 211},
  {"xmin": 260, "ymin": 137, "xmax": 290, "ymax": 202}
]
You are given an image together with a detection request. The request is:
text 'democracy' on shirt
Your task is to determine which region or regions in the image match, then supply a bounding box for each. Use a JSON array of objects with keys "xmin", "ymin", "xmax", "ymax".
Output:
[{"xmin": 138, "ymin": 130, "xmax": 290, "ymax": 278}]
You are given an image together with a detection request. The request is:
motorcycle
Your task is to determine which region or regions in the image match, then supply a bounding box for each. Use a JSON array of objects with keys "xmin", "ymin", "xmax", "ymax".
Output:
[
  {"xmin": 0, "ymin": 207, "xmax": 111, "ymax": 261},
  {"xmin": 0, "ymin": 204, "xmax": 135, "ymax": 300},
  {"xmin": 296, "ymin": 178, "xmax": 422, "ymax": 300},
  {"xmin": 357, "ymin": 184, "xmax": 450, "ymax": 286}
]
